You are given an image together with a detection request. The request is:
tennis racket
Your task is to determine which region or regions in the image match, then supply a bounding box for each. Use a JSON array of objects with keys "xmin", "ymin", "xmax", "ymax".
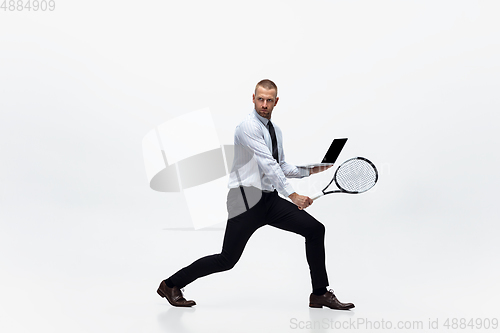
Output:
[{"xmin": 311, "ymin": 157, "xmax": 378, "ymax": 200}]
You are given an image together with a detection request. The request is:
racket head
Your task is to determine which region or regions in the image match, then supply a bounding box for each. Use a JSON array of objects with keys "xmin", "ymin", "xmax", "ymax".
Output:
[{"xmin": 333, "ymin": 157, "xmax": 378, "ymax": 194}]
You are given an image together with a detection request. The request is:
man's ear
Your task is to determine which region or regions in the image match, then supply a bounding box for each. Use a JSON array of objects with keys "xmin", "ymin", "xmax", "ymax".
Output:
[
  {"xmin": 252, "ymin": 93, "xmax": 255, "ymax": 102},
  {"xmin": 274, "ymin": 97, "xmax": 279, "ymax": 106}
]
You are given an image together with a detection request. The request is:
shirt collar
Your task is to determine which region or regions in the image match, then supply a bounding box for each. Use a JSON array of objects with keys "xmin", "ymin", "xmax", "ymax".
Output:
[{"xmin": 253, "ymin": 109, "xmax": 270, "ymax": 126}]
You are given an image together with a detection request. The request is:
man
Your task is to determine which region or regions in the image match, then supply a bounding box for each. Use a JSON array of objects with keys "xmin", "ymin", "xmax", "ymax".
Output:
[{"xmin": 157, "ymin": 79, "xmax": 354, "ymax": 310}]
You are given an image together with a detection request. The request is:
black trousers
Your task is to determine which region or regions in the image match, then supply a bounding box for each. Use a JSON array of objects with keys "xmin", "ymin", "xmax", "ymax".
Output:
[{"xmin": 169, "ymin": 187, "xmax": 329, "ymax": 290}]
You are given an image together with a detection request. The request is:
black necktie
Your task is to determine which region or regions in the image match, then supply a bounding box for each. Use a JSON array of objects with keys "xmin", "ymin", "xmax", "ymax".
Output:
[{"xmin": 267, "ymin": 121, "xmax": 279, "ymax": 163}]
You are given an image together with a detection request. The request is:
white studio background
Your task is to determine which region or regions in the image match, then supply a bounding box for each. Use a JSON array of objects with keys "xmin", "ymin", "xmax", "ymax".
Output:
[{"xmin": 1, "ymin": 1, "xmax": 499, "ymax": 333}]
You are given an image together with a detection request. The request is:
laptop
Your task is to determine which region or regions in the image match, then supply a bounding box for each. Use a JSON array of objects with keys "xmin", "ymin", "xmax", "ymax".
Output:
[{"xmin": 297, "ymin": 138, "xmax": 347, "ymax": 169}]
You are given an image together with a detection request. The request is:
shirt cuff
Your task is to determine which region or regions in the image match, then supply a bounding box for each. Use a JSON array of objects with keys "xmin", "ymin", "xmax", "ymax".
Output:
[
  {"xmin": 298, "ymin": 167, "xmax": 310, "ymax": 178},
  {"xmin": 282, "ymin": 183, "xmax": 296, "ymax": 198}
]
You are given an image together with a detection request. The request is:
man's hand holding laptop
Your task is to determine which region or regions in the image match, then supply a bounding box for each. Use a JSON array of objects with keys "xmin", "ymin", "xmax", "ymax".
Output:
[{"xmin": 309, "ymin": 165, "xmax": 333, "ymax": 175}]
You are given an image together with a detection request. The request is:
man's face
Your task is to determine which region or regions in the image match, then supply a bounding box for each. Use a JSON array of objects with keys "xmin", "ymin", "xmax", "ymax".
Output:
[{"xmin": 253, "ymin": 86, "xmax": 279, "ymax": 120}]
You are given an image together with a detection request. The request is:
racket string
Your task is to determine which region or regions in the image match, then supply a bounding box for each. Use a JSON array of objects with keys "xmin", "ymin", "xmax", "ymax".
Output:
[{"xmin": 335, "ymin": 158, "xmax": 377, "ymax": 193}]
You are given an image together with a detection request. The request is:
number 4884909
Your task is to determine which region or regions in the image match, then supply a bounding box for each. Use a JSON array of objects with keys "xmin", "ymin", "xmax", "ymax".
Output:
[{"xmin": 1, "ymin": 0, "xmax": 56, "ymax": 11}]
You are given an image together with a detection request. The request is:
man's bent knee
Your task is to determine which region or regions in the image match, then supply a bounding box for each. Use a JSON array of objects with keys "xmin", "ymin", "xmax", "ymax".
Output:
[
  {"xmin": 308, "ymin": 221, "xmax": 325, "ymax": 239},
  {"xmin": 217, "ymin": 253, "xmax": 239, "ymax": 271}
]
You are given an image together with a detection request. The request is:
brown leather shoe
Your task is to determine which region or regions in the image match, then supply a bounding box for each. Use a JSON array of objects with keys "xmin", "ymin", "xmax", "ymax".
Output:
[
  {"xmin": 157, "ymin": 280, "xmax": 196, "ymax": 307},
  {"xmin": 309, "ymin": 289, "xmax": 354, "ymax": 310}
]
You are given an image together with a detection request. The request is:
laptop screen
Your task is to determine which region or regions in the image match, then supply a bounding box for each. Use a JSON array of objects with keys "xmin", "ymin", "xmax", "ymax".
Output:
[{"xmin": 321, "ymin": 138, "xmax": 348, "ymax": 164}]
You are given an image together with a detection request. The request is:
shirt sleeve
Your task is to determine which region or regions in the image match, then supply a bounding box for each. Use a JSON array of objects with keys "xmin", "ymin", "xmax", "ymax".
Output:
[
  {"xmin": 236, "ymin": 120, "xmax": 296, "ymax": 197},
  {"xmin": 280, "ymin": 161, "xmax": 310, "ymax": 178}
]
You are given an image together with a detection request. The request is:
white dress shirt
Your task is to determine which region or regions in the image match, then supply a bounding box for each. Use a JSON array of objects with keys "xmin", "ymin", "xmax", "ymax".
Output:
[{"xmin": 227, "ymin": 109, "xmax": 309, "ymax": 197}]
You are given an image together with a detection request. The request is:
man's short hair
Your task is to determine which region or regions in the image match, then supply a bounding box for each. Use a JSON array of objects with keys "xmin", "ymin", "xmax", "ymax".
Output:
[{"xmin": 255, "ymin": 79, "xmax": 278, "ymax": 96}]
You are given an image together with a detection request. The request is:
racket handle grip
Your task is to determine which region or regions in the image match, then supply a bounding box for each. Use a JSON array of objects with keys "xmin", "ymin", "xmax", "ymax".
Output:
[{"xmin": 311, "ymin": 191, "xmax": 324, "ymax": 201}]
